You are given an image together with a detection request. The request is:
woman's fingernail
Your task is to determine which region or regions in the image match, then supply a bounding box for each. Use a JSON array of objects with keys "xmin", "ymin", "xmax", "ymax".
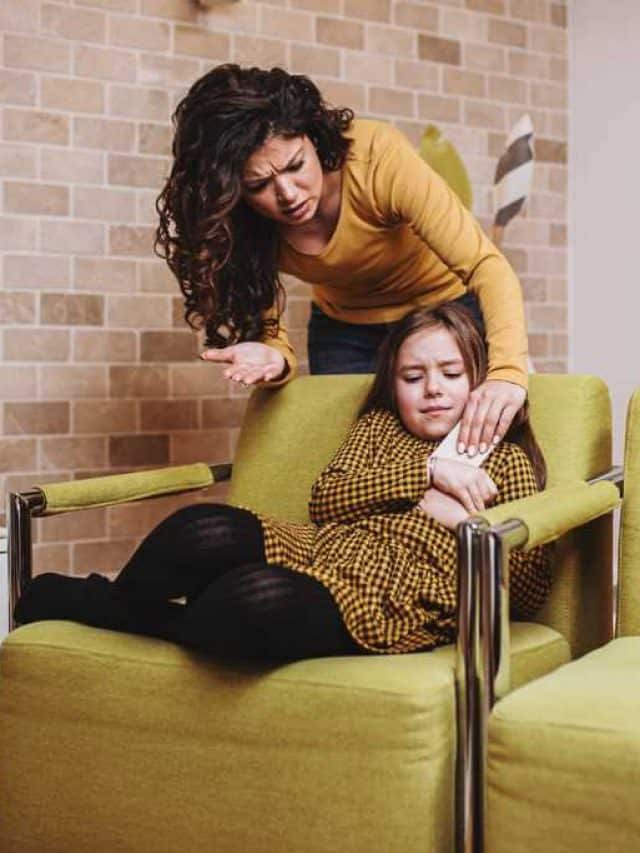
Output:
[
  {"xmin": 492, "ymin": 435, "xmax": 501, "ymax": 444},
  {"xmin": 457, "ymin": 442, "xmax": 465, "ymax": 454},
  {"xmin": 467, "ymin": 445, "xmax": 476, "ymax": 456},
  {"xmin": 479, "ymin": 442, "xmax": 487, "ymax": 453}
]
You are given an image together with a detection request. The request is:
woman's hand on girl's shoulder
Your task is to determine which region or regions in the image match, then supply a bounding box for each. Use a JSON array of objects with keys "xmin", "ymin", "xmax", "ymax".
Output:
[
  {"xmin": 417, "ymin": 489, "xmax": 468, "ymax": 530},
  {"xmin": 200, "ymin": 342, "xmax": 287, "ymax": 386},
  {"xmin": 429, "ymin": 457, "xmax": 498, "ymax": 514}
]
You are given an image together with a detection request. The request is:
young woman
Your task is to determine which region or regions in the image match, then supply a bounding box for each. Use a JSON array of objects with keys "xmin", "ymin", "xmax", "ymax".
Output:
[
  {"xmin": 156, "ymin": 63, "xmax": 529, "ymax": 457},
  {"xmin": 15, "ymin": 305, "xmax": 549, "ymax": 659}
]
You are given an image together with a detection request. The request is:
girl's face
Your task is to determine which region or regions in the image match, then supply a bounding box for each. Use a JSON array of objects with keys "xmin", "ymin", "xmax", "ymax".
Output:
[
  {"xmin": 241, "ymin": 134, "xmax": 324, "ymax": 226},
  {"xmin": 394, "ymin": 325, "xmax": 471, "ymax": 441}
]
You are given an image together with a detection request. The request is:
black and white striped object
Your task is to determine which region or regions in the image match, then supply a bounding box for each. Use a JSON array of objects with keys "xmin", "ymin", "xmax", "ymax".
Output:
[{"xmin": 493, "ymin": 114, "xmax": 534, "ymax": 228}]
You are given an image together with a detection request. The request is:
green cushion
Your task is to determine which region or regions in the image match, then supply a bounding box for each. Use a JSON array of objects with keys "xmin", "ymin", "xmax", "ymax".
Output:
[
  {"xmin": 619, "ymin": 389, "xmax": 640, "ymax": 635},
  {"xmin": 486, "ymin": 637, "xmax": 640, "ymax": 853},
  {"xmin": 0, "ymin": 620, "xmax": 568, "ymax": 853}
]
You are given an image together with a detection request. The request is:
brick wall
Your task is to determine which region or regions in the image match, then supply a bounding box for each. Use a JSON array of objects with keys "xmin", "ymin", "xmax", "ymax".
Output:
[{"xmin": 0, "ymin": 0, "xmax": 568, "ymax": 576}]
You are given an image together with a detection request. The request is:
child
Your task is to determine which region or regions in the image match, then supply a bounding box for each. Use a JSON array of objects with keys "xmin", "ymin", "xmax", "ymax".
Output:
[{"xmin": 15, "ymin": 305, "xmax": 550, "ymax": 659}]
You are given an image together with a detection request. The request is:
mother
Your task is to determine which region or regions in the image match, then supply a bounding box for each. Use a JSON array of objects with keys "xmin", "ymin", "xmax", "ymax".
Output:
[{"xmin": 155, "ymin": 64, "xmax": 527, "ymax": 455}]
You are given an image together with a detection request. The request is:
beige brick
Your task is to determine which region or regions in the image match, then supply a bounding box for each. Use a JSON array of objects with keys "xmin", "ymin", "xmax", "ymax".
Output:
[
  {"xmin": 509, "ymin": 0, "xmax": 549, "ymax": 23},
  {"xmin": 549, "ymin": 112, "xmax": 567, "ymax": 139},
  {"xmin": 466, "ymin": 0, "xmax": 505, "ymax": 12},
  {"xmin": 260, "ymin": 8, "xmax": 314, "ymax": 41},
  {"xmin": 74, "ymin": 329, "xmax": 136, "ymax": 362},
  {"xmin": 536, "ymin": 137, "xmax": 567, "ymax": 163},
  {"xmin": 394, "ymin": 59, "xmax": 439, "ymax": 90},
  {"xmin": 140, "ymin": 0, "xmax": 199, "ymax": 21},
  {"xmin": 488, "ymin": 18, "xmax": 527, "ymax": 47},
  {"xmin": 0, "ymin": 366, "xmax": 36, "ymax": 401},
  {"xmin": 233, "ymin": 35, "xmax": 287, "ymax": 67},
  {"xmin": 320, "ymin": 80, "xmax": 366, "ymax": 113},
  {"xmin": 138, "ymin": 123, "xmax": 172, "ymax": 156},
  {"xmin": 294, "ymin": 0, "xmax": 340, "ymax": 11},
  {"xmin": 0, "ymin": 216, "xmax": 38, "ymax": 251},
  {"xmin": 74, "ymin": 116, "xmax": 135, "ymax": 152},
  {"xmin": 42, "ymin": 3, "xmax": 106, "ymax": 43},
  {"xmin": 107, "ymin": 294, "xmax": 170, "ymax": 327},
  {"xmin": 4, "ymin": 328, "xmax": 69, "ymax": 362},
  {"xmin": 528, "ymin": 249, "xmax": 566, "ymax": 276},
  {"xmin": 530, "ymin": 24, "xmax": 566, "ymax": 55},
  {"xmin": 442, "ymin": 9, "xmax": 488, "ymax": 41},
  {"xmin": 529, "ymin": 191, "xmax": 565, "ymax": 219},
  {"xmin": 489, "ymin": 74, "xmax": 527, "ymax": 103},
  {"xmin": 464, "ymin": 100, "xmax": 505, "ymax": 129},
  {"xmin": 393, "ymin": 121, "xmax": 423, "ymax": 147},
  {"xmin": 528, "ymin": 332, "xmax": 549, "ymax": 358},
  {"xmin": 0, "ymin": 438, "xmax": 37, "ymax": 472},
  {"xmin": 367, "ymin": 24, "xmax": 415, "ymax": 57},
  {"xmin": 139, "ymin": 261, "xmax": 177, "ymax": 294},
  {"xmin": 548, "ymin": 166, "xmax": 567, "ymax": 194},
  {"xmin": 418, "ymin": 34, "xmax": 461, "ymax": 65},
  {"xmin": 520, "ymin": 277, "xmax": 547, "ymax": 302},
  {"xmin": 74, "ymin": 257, "xmax": 135, "ymax": 293},
  {"xmin": 171, "ymin": 430, "xmax": 230, "ymax": 466},
  {"xmin": 78, "ymin": 0, "xmax": 137, "ymax": 12},
  {"xmin": 4, "ymin": 108, "xmax": 69, "ymax": 145},
  {"xmin": 74, "ymin": 186, "xmax": 136, "ymax": 222},
  {"xmin": 394, "ymin": 2, "xmax": 439, "ymax": 30},
  {"xmin": 41, "ymin": 148, "xmax": 105, "ymax": 184},
  {"xmin": 551, "ymin": 3, "xmax": 567, "ymax": 28},
  {"xmin": 39, "ymin": 508, "xmax": 106, "ymax": 543},
  {"xmin": 73, "ymin": 400, "xmax": 137, "ymax": 434},
  {"xmin": 5, "ymin": 255, "xmax": 69, "ymax": 290},
  {"xmin": 527, "ymin": 303, "xmax": 567, "ymax": 330},
  {"xmin": 140, "ymin": 399, "xmax": 198, "ymax": 431},
  {"xmin": 42, "ymin": 76, "xmax": 105, "ymax": 113},
  {"xmin": 0, "ymin": 144, "xmax": 37, "ymax": 178},
  {"xmin": 170, "ymin": 363, "xmax": 229, "ymax": 397},
  {"xmin": 202, "ymin": 2, "xmax": 258, "ymax": 32},
  {"xmin": 0, "ymin": 70, "xmax": 37, "ymax": 106},
  {"xmin": 291, "ymin": 44, "xmax": 341, "ymax": 78},
  {"xmin": 109, "ymin": 225, "xmax": 157, "ymax": 258},
  {"xmin": 109, "ymin": 15, "xmax": 169, "ymax": 50},
  {"xmin": 5, "ymin": 35, "xmax": 70, "ymax": 73},
  {"xmin": 109, "ymin": 85, "xmax": 170, "ymax": 122},
  {"xmin": 201, "ymin": 398, "xmax": 247, "ymax": 430},
  {"xmin": 317, "ymin": 18, "xmax": 364, "ymax": 51},
  {"xmin": 550, "ymin": 332, "xmax": 567, "ymax": 357},
  {"xmin": 508, "ymin": 49, "xmax": 548, "ymax": 78},
  {"xmin": 32, "ymin": 543, "xmax": 71, "ymax": 574},
  {"xmin": 40, "ymin": 436, "xmax": 106, "ymax": 471},
  {"xmin": 547, "ymin": 278, "xmax": 567, "ymax": 302},
  {"xmin": 41, "ymin": 293, "xmax": 104, "ymax": 326},
  {"xmin": 418, "ymin": 93, "xmax": 461, "ymax": 123},
  {"xmin": 530, "ymin": 81, "xmax": 567, "ymax": 109},
  {"xmin": 109, "ymin": 434, "xmax": 169, "ymax": 468},
  {"xmin": 135, "ymin": 190, "xmax": 157, "ymax": 226},
  {"xmin": 369, "ymin": 87, "xmax": 415, "ymax": 117},
  {"xmin": 106, "ymin": 493, "xmax": 193, "ymax": 539},
  {"xmin": 0, "ymin": 0, "xmax": 40, "ymax": 34},
  {"xmin": 5, "ymin": 181, "xmax": 69, "ymax": 216},
  {"xmin": 550, "ymin": 223, "xmax": 567, "ymax": 246},
  {"xmin": 109, "ymin": 365, "xmax": 168, "ymax": 398},
  {"xmin": 549, "ymin": 56, "xmax": 568, "ymax": 83},
  {"xmin": 172, "ymin": 295, "xmax": 186, "ymax": 328},
  {"xmin": 74, "ymin": 45, "xmax": 136, "ymax": 81},
  {"xmin": 0, "ymin": 292, "xmax": 36, "ymax": 324},
  {"xmin": 41, "ymin": 366, "xmax": 107, "ymax": 399},
  {"xmin": 138, "ymin": 54, "xmax": 200, "ymax": 87},
  {"xmin": 444, "ymin": 68, "xmax": 486, "ymax": 97},
  {"xmin": 464, "ymin": 43, "xmax": 505, "ymax": 71},
  {"xmin": 174, "ymin": 26, "xmax": 230, "ymax": 60},
  {"xmin": 504, "ymin": 218, "xmax": 549, "ymax": 245},
  {"xmin": 509, "ymin": 105, "xmax": 547, "ymax": 135},
  {"xmin": 108, "ymin": 153, "xmax": 167, "ymax": 188},
  {"xmin": 41, "ymin": 220, "xmax": 105, "ymax": 255},
  {"xmin": 141, "ymin": 330, "xmax": 199, "ymax": 362},
  {"xmin": 345, "ymin": 0, "xmax": 391, "ymax": 21},
  {"xmin": 72, "ymin": 538, "xmax": 136, "ymax": 576}
]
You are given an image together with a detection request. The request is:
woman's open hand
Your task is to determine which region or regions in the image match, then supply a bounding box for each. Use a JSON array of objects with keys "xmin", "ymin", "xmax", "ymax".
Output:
[
  {"xmin": 200, "ymin": 342, "xmax": 287, "ymax": 386},
  {"xmin": 457, "ymin": 379, "xmax": 526, "ymax": 456},
  {"xmin": 417, "ymin": 489, "xmax": 468, "ymax": 530},
  {"xmin": 429, "ymin": 457, "xmax": 498, "ymax": 514}
]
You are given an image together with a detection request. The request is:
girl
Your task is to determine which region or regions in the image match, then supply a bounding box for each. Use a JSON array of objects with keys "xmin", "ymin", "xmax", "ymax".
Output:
[
  {"xmin": 15, "ymin": 305, "xmax": 550, "ymax": 659},
  {"xmin": 156, "ymin": 63, "xmax": 528, "ymax": 457}
]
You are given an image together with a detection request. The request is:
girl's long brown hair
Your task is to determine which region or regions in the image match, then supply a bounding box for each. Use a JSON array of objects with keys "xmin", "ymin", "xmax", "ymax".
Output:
[
  {"xmin": 360, "ymin": 304, "xmax": 547, "ymax": 489},
  {"xmin": 155, "ymin": 64, "xmax": 353, "ymax": 348}
]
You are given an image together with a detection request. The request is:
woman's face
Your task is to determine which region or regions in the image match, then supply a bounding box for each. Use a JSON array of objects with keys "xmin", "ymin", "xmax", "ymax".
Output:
[
  {"xmin": 241, "ymin": 134, "xmax": 324, "ymax": 226},
  {"xmin": 394, "ymin": 325, "xmax": 471, "ymax": 441}
]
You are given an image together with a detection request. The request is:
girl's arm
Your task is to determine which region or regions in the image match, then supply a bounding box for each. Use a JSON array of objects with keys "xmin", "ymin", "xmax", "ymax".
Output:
[{"xmin": 309, "ymin": 413, "xmax": 429, "ymax": 525}]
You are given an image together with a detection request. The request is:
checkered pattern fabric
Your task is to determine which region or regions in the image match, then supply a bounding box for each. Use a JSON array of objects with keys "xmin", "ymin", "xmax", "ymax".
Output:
[{"xmin": 260, "ymin": 409, "xmax": 550, "ymax": 654}]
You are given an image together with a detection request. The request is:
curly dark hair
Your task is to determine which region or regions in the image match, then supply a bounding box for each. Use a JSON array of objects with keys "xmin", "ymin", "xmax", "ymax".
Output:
[{"xmin": 155, "ymin": 64, "xmax": 354, "ymax": 348}]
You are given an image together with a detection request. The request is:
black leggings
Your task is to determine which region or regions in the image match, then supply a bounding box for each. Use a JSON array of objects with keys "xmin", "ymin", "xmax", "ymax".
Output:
[{"xmin": 109, "ymin": 504, "xmax": 358, "ymax": 660}]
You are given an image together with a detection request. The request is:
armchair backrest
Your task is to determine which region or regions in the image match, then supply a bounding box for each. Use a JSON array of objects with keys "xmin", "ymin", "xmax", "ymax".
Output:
[
  {"xmin": 618, "ymin": 389, "xmax": 640, "ymax": 636},
  {"xmin": 229, "ymin": 374, "xmax": 613, "ymax": 655}
]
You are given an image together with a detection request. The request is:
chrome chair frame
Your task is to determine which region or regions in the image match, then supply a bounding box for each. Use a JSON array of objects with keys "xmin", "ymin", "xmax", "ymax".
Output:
[{"xmin": 5, "ymin": 464, "xmax": 623, "ymax": 853}]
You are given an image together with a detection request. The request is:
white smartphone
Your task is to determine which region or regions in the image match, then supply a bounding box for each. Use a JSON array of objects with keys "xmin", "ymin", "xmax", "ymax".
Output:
[{"xmin": 431, "ymin": 421, "xmax": 497, "ymax": 467}]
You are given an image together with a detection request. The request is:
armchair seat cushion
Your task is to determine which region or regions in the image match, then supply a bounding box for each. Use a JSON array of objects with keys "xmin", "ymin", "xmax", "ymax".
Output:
[
  {"xmin": 486, "ymin": 637, "xmax": 640, "ymax": 853},
  {"xmin": 0, "ymin": 620, "xmax": 568, "ymax": 853}
]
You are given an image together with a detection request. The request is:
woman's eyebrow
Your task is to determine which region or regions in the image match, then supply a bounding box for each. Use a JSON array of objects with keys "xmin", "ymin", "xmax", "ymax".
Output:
[{"xmin": 244, "ymin": 147, "xmax": 305, "ymax": 181}]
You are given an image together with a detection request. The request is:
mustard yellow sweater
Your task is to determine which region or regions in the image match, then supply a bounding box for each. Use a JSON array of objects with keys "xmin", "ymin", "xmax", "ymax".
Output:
[{"xmin": 267, "ymin": 118, "xmax": 528, "ymax": 388}]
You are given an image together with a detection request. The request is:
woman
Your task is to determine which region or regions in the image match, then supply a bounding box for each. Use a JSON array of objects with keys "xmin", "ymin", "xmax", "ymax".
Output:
[
  {"xmin": 156, "ymin": 64, "xmax": 528, "ymax": 457},
  {"xmin": 15, "ymin": 305, "xmax": 550, "ymax": 659}
]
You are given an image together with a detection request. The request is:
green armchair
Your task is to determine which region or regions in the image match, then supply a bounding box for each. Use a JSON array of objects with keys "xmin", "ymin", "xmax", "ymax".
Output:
[{"xmin": 0, "ymin": 374, "xmax": 620, "ymax": 853}]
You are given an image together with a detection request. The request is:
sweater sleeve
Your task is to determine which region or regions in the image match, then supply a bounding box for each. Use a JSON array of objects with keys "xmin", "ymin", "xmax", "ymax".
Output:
[
  {"xmin": 370, "ymin": 123, "xmax": 528, "ymax": 389},
  {"xmin": 490, "ymin": 446, "xmax": 552, "ymax": 618},
  {"xmin": 260, "ymin": 302, "xmax": 297, "ymax": 386},
  {"xmin": 308, "ymin": 412, "xmax": 429, "ymax": 525}
]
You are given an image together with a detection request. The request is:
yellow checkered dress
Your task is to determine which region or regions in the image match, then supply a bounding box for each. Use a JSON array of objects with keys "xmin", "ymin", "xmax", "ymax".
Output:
[{"xmin": 260, "ymin": 409, "xmax": 550, "ymax": 654}]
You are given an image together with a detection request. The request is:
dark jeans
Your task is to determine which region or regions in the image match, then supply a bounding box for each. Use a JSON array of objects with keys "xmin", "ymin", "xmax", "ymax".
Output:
[{"xmin": 307, "ymin": 292, "xmax": 486, "ymax": 375}]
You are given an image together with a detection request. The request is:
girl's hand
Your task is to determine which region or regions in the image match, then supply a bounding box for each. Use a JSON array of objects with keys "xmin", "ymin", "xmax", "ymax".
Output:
[
  {"xmin": 417, "ymin": 489, "xmax": 469, "ymax": 530},
  {"xmin": 429, "ymin": 457, "xmax": 498, "ymax": 514},
  {"xmin": 200, "ymin": 342, "xmax": 287, "ymax": 385},
  {"xmin": 458, "ymin": 379, "xmax": 526, "ymax": 457}
]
